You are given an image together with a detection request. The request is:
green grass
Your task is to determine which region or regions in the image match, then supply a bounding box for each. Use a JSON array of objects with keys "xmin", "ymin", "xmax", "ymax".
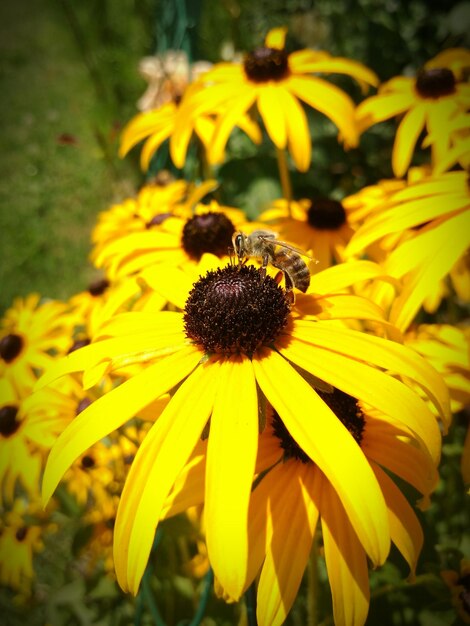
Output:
[{"xmin": 0, "ymin": 0, "xmax": 151, "ymax": 314}]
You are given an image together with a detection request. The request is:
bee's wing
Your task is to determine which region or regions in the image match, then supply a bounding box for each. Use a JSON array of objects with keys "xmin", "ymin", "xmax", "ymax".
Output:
[{"xmin": 259, "ymin": 236, "xmax": 315, "ymax": 260}]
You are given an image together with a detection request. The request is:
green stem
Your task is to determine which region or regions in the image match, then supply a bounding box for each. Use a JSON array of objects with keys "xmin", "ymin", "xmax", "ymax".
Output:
[
  {"xmin": 186, "ymin": 567, "xmax": 214, "ymax": 626},
  {"xmin": 276, "ymin": 147, "xmax": 292, "ymax": 216},
  {"xmin": 307, "ymin": 533, "xmax": 319, "ymax": 626}
]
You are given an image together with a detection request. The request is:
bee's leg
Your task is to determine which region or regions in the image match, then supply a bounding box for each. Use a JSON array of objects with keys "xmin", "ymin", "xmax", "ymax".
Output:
[
  {"xmin": 284, "ymin": 272, "xmax": 296, "ymax": 304},
  {"xmin": 274, "ymin": 270, "xmax": 283, "ymax": 285},
  {"xmin": 259, "ymin": 254, "xmax": 269, "ymax": 282}
]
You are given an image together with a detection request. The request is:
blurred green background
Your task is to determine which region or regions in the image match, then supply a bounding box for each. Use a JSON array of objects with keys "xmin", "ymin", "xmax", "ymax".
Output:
[{"xmin": 0, "ymin": 0, "xmax": 469, "ymax": 314}]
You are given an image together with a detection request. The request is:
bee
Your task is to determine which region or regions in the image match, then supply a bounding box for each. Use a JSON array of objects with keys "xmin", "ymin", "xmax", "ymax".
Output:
[{"xmin": 232, "ymin": 229, "xmax": 315, "ymax": 294}]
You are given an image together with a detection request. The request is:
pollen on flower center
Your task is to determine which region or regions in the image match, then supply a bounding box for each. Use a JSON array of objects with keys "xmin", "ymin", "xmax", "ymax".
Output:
[
  {"xmin": 306, "ymin": 197, "xmax": 347, "ymax": 230},
  {"xmin": 184, "ymin": 264, "xmax": 291, "ymax": 356},
  {"xmin": 415, "ymin": 67, "xmax": 456, "ymax": 99},
  {"xmin": 273, "ymin": 387, "xmax": 365, "ymax": 463},
  {"xmin": 0, "ymin": 405, "xmax": 21, "ymax": 437},
  {"xmin": 244, "ymin": 47, "xmax": 290, "ymax": 82},
  {"xmin": 0, "ymin": 333, "xmax": 24, "ymax": 363},
  {"xmin": 182, "ymin": 212, "xmax": 236, "ymax": 260}
]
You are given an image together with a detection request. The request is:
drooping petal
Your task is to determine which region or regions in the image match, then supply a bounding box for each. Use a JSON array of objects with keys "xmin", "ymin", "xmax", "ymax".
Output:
[
  {"xmin": 258, "ymin": 85, "xmax": 288, "ymax": 149},
  {"xmin": 355, "ymin": 92, "xmax": 414, "ymax": 133},
  {"xmin": 205, "ymin": 356, "xmax": 258, "ymax": 600},
  {"xmin": 290, "ymin": 52, "xmax": 379, "ymax": 88},
  {"xmin": 371, "ymin": 462, "xmax": 423, "ymax": 578},
  {"xmin": 392, "ymin": 103, "xmax": 428, "ymax": 177},
  {"xmin": 279, "ymin": 334, "xmax": 442, "ymax": 464},
  {"xmin": 388, "ymin": 213, "xmax": 470, "ymax": 332},
  {"xmin": 362, "ymin": 421, "xmax": 439, "ymax": 497},
  {"xmin": 291, "ymin": 321, "xmax": 450, "ymax": 425},
  {"xmin": 256, "ymin": 462, "xmax": 320, "ymax": 626},
  {"xmin": 114, "ymin": 359, "xmax": 218, "ymax": 594},
  {"xmin": 253, "ymin": 349, "xmax": 390, "ymax": 566},
  {"xmin": 281, "ymin": 88, "xmax": 311, "ymax": 172},
  {"xmin": 42, "ymin": 345, "xmax": 202, "ymax": 506},
  {"xmin": 289, "ymin": 75, "xmax": 358, "ymax": 147},
  {"xmin": 140, "ymin": 126, "xmax": 174, "ymax": 170},
  {"xmin": 209, "ymin": 88, "xmax": 258, "ymax": 164},
  {"xmin": 161, "ymin": 441, "xmax": 207, "ymax": 519},
  {"xmin": 320, "ymin": 473, "xmax": 370, "ymax": 626}
]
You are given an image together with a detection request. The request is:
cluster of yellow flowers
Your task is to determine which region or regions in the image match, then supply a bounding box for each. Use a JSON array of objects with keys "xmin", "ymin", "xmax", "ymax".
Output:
[{"xmin": 1, "ymin": 27, "xmax": 469, "ymax": 625}]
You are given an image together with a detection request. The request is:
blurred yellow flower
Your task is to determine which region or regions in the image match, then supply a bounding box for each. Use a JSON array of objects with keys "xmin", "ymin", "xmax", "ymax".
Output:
[
  {"xmin": 178, "ymin": 27, "xmax": 377, "ymax": 172},
  {"xmin": 356, "ymin": 48, "xmax": 470, "ymax": 177}
]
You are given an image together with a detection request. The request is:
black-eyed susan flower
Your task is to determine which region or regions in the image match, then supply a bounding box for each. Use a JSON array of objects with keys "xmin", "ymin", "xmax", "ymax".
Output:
[
  {"xmin": 93, "ymin": 201, "xmax": 254, "ymax": 309},
  {"xmin": 345, "ymin": 169, "xmax": 470, "ymax": 329},
  {"xmin": 36, "ymin": 259, "xmax": 449, "ymax": 602},
  {"xmin": 242, "ymin": 391, "xmax": 437, "ymax": 626},
  {"xmin": 356, "ymin": 48, "xmax": 470, "ymax": 177},
  {"xmin": 0, "ymin": 497, "xmax": 54, "ymax": 596},
  {"xmin": 179, "ymin": 27, "xmax": 378, "ymax": 173},
  {"xmin": 0, "ymin": 294, "xmax": 72, "ymax": 397}
]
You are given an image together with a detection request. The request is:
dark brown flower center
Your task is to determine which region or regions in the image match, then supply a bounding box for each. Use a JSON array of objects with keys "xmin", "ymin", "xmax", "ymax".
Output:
[
  {"xmin": 272, "ymin": 388, "xmax": 365, "ymax": 464},
  {"xmin": 88, "ymin": 278, "xmax": 110, "ymax": 297},
  {"xmin": 15, "ymin": 527, "xmax": 28, "ymax": 542},
  {"xmin": 0, "ymin": 333, "xmax": 24, "ymax": 363},
  {"xmin": 306, "ymin": 197, "xmax": 347, "ymax": 230},
  {"xmin": 415, "ymin": 67, "xmax": 456, "ymax": 99},
  {"xmin": 184, "ymin": 264, "xmax": 291, "ymax": 356},
  {"xmin": 182, "ymin": 212, "xmax": 236, "ymax": 260},
  {"xmin": 81, "ymin": 454, "xmax": 96, "ymax": 469},
  {"xmin": 0, "ymin": 405, "xmax": 21, "ymax": 437},
  {"xmin": 244, "ymin": 47, "xmax": 289, "ymax": 82}
]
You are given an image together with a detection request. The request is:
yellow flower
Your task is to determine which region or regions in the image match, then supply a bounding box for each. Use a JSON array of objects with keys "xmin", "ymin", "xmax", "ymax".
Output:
[
  {"xmin": 243, "ymin": 393, "xmax": 436, "ymax": 626},
  {"xmin": 0, "ymin": 294, "xmax": 72, "ymax": 397},
  {"xmin": 37, "ymin": 259, "xmax": 448, "ymax": 601},
  {"xmin": 119, "ymin": 85, "xmax": 262, "ymax": 170},
  {"xmin": 178, "ymin": 27, "xmax": 377, "ymax": 172},
  {"xmin": 356, "ymin": 48, "xmax": 470, "ymax": 177},
  {"xmin": 0, "ymin": 497, "xmax": 52, "ymax": 596},
  {"xmin": 259, "ymin": 195, "xmax": 355, "ymax": 271},
  {"xmin": 93, "ymin": 201, "xmax": 253, "ymax": 309},
  {"xmin": 345, "ymin": 170, "xmax": 470, "ymax": 331}
]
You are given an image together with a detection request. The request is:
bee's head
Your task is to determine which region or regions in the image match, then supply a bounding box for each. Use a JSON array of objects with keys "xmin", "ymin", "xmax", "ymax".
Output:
[{"xmin": 232, "ymin": 232, "xmax": 246, "ymax": 259}]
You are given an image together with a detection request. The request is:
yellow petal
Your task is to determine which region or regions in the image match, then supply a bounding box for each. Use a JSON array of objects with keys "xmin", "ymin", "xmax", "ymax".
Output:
[
  {"xmin": 257, "ymin": 462, "xmax": 319, "ymax": 626},
  {"xmin": 280, "ymin": 334, "xmax": 442, "ymax": 464},
  {"xmin": 388, "ymin": 210, "xmax": 470, "ymax": 333},
  {"xmin": 320, "ymin": 473, "xmax": 370, "ymax": 626},
  {"xmin": 355, "ymin": 93, "xmax": 413, "ymax": 133},
  {"xmin": 41, "ymin": 346, "xmax": 201, "ymax": 506},
  {"xmin": 114, "ymin": 358, "xmax": 218, "ymax": 594},
  {"xmin": 281, "ymin": 88, "xmax": 311, "ymax": 172},
  {"xmin": 138, "ymin": 264, "xmax": 193, "ymax": 309},
  {"xmin": 362, "ymin": 421, "xmax": 439, "ymax": 496},
  {"xmin": 161, "ymin": 442, "xmax": 207, "ymax": 519},
  {"xmin": 292, "ymin": 321, "xmax": 449, "ymax": 425},
  {"xmin": 253, "ymin": 349, "xmax": 389, "ymax": 566},
  {"xmin": 310, "ymin": 260, "xmax": 388, "ymax": 293},
  {"xmin": 265, "ymin": 27, "xmax": 288, "ymax": 50},
  {"xmin": 209, "ymin": 88, "xmax": 258, "ymax": 164},
  {"xmin": 205, "ymin": 356, "xmax": 258, "ymax": 600},
  {"xmin": 392, "ymin": 103, "xmax": 427, "ymax": 177},
  {"xmin": 118, "ymin": 104, "xmax": 176, "ymax": 157},
  {"xmin": 289, "ymin": 76, "xmax": 358, "ymax": 147},
  {"xmin": 371, "ymin": 462, "xmax": 423, "ymax": 579},
  {"xmin": 140, "ymin": 126, "xmax": 173, "ymax": 170},
  {"xmin": 258, "ymin": 85, "xmax": 287, "ymax": 149},
  {"xmin": 291, "ymin": 52, "xmax": 379, "ymax": 89}
]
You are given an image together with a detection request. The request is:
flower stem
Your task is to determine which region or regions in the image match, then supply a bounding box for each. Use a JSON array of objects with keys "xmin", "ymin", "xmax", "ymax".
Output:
[
  {"xmin": 187, "ymin": 567, "xmax": 214, "ymax": 626},
  {"xmin": 276, "ymin": 146, "xmax": 292, "ymax": 216},
  {"xmin": 307, "ymin": 533, "xmax": 319, "ymax": 626}
]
